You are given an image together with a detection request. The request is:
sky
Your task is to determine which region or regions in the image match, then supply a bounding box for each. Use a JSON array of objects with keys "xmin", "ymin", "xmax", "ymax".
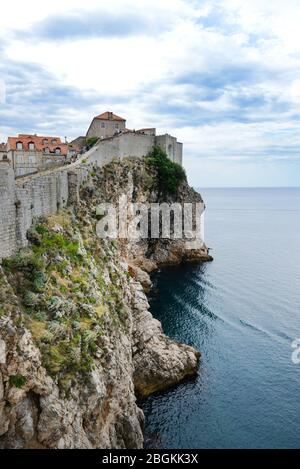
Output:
[{"xmin": 1, "ymin": 0, "xmax": 300, "ymax": 187}]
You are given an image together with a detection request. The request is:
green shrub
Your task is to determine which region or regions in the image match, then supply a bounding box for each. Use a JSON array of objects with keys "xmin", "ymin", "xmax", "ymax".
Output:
[
  {"xmin": 147, "ymin": 147, "xmax": 186, "ymax": 194},
  {"xmin": 9, "ymin": 374, "xmax": 27, "ymax": 388},
  {"xmin": 2, "ymin": 251, "xmax": 44, "ymax": 274},
  {"xmin": 32, "ymin": 229, "xmax": 80, "ymax": 262},
  {"xmin": 86, "ymin": 137, "xmax": 99, "ymax": 149}
]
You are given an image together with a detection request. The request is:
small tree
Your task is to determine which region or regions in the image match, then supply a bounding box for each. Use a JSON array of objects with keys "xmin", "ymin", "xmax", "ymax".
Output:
[{"xmin": 147, "ymin": 147, "xmax": 186, "ymax": 194}]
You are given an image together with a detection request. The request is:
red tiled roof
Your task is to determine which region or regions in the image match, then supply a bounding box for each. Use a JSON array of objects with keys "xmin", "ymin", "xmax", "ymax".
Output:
[
  {"xmin": 94, "ymin": 112, "xmax": 126, "ymax": 121},
  {"xmin": 7, "ymin": 134, "xmax": 79, "ymax": 157}
]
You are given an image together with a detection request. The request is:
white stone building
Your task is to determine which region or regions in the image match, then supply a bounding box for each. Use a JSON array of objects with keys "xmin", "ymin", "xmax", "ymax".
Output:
[{"xmin": 86, "ymin": 112, "xmax": 126, "ymax": 140}]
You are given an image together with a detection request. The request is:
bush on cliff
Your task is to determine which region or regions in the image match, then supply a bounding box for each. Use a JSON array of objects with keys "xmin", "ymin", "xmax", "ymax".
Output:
[
  {"xmin": 147, "ymin": 147, "xmax": 186, "ymax": 194},
  {"xmin": 86, "ymin": 136, "xmax": 99, "ymax": 149}
]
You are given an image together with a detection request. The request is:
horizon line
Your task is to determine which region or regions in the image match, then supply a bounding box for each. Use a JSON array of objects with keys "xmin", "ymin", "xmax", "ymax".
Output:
[{"xmin": 197, "ymin": 186, "xmax": 300, "ymax": 189}]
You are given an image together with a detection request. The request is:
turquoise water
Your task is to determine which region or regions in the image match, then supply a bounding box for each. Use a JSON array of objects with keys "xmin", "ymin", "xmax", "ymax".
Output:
[{"xmin": 141, "ymin": 188, "xmax": 300, "ymax": 449}]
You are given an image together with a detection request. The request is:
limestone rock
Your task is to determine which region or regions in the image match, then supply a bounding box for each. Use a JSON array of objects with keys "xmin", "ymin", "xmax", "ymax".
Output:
[
  {"xmin": 0, "ymin": 158, "xmax": 212, "ymax": 448},
  {"xmin": 128, "ymin": 265, "xmax": 152, "ymax": 293},
  {"xmin": 130, "ymin": 281, "xmax": 200, "ymax": 397}
]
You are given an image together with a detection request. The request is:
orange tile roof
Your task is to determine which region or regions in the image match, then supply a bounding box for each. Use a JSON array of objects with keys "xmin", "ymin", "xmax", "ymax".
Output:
[
  {"xmin": 94, "ymin": 112, "xmax": 126, "ymax": 121},
  {"xmin": 7, "ymin": 134, "xmax": 79, "ymax": 157}
]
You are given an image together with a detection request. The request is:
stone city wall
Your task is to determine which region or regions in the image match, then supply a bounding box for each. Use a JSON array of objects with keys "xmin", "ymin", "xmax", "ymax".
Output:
[{"xmin": 0, "ymin": 161, "xmax": 91, "ymax": 260}]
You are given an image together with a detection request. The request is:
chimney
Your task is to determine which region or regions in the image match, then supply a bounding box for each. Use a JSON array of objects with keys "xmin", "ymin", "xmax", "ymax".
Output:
[{"xmin": 108, "ymin": 112, "xmax": 113, "ymax": 120}]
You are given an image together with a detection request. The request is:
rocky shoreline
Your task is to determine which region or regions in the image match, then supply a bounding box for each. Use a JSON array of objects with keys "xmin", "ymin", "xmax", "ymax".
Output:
[{"xmin": 0, "ymin": 157, "xmax": 212, "ymax": 448}]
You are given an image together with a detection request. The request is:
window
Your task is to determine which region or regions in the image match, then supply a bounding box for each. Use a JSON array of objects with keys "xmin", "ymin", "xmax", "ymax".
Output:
[
  {"xmin": 55, "ymin": 147, "xmax": 61, "ymax": 155},
  {"xmin": 44, "ymin": 147, "xmax": 50, "ymax": 154},
  {"xmin": 115, "ymin": 123, "xmax": 119, "ymax": 129},
  {"xmin": 51, "ymin": 139, "xmax": 57, "ymax": 145},
  {"xmin": 101, "ymin": 122, "xmax": 105, "ymax": 128},
  {"xmin": 16, "ymin": 141, "xmax": 23, "ymax": 150},
  {"xmin": 42, "ymin": 139, "xmax": 48, "ymax": 145},
  {"xmin": 28, "ymin": 142, "xmax": 35, "ymax": 150}
]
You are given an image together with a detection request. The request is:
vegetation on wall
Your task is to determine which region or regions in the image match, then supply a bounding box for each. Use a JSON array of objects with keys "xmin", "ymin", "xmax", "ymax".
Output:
[
  {"xmin": 86, "ymin": 137, "xmax": 99, "ymax": 150},
  {"xmin": 147, "ymin": 147, "xmax": 186, "ymax": 194}
]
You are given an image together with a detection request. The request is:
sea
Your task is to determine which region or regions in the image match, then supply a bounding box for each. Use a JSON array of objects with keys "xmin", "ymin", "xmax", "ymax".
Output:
[{"xmin": 140, "ymin": 187, "xmax": 300, "ymax": 449}]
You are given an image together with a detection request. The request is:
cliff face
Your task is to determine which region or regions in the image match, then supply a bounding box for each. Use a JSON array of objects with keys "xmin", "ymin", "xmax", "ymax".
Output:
[{"xmin": 0, "ymin": 158, "xmax": 210, "ymax": 449}]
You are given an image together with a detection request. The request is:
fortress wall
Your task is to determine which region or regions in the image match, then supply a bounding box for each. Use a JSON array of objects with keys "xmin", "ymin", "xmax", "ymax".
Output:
[
  {"xmin": 155, "ymin": 135, "xmax": 183, "ymax": 166},
  {"xmin": 174, "ymin": 142, "xmax": 183, "ymax": 166},
  {"xmin": 15, "ymin": 172, "xmax": 65, "ymax": 249},
  {"xmin": 67, "ymin": 165, "xmax": 91, "ymax": 204},
  {"xmin": 87, "ymin": 137, "xmax": 120, "ymax": 167},
  {"xmin": 118, "ymin": 133, "xmax": 155, "ymax": 159},
  {"xmin": 14, "ymin": 184, "xmax": 33, "ymax": 249},
  {"xmin": 0, "ymin": 163, "xmax": 91, "ymax": 260},
  {"xmin": 0, "ymin": 163, "xmax": 17, "ymax": 259},
  {"xmin": 86, "ymin": 133, "xmax": 155, "ymax": 167}
]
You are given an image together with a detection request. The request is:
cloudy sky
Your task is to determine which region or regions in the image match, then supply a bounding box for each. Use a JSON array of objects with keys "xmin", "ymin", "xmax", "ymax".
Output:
[{"xmin": 1, "ymin": 0, "xmax": 300, "ymax": 187}]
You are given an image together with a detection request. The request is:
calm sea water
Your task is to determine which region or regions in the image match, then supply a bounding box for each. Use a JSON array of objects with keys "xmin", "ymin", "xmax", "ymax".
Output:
[{"xmin": 140, "ymin": 188, "xmax": 300, "ymax": 449}]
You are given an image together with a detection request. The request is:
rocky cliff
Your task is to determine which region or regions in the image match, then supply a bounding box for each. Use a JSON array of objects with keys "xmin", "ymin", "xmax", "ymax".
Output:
[{"xmin": 0, "ymin": 157, "xmax": 212, "ymax": 448}]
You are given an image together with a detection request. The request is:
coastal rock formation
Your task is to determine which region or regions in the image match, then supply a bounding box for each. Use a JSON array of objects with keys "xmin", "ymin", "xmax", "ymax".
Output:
[
  {"xmin": 0, "ymin": 157, "xmax": 210, "ymax": 448},
  {"xmin": 131, "ymin": 280, "xmax": 200, "ymax": 397},
  {"xmin": 0, "ymin": 260, "xmax": 145, "ymax": 449}
]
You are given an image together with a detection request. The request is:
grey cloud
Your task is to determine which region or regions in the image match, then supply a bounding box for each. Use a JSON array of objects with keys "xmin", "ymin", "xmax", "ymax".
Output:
[
  {"xmin": 19, "ymin": 10, "xmax": 170, "ymax": 42},
  {"xmin": 0, "ymin": 57, "xmax": 129, "ymax": 138}
]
